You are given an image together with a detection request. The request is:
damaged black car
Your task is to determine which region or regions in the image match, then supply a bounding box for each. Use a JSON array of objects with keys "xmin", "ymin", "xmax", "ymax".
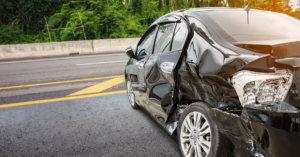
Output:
[{"xmin": 124, "ymin": 7, "xmax": 300, "ymax": 157}]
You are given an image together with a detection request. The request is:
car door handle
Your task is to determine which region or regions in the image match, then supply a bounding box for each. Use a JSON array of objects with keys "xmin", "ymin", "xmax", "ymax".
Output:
[
  {"xmin": 160, "ymin": 62, "xmax": 175, "ymax": 74},
  {"xmin": 136, "ymin": 60, "xmax": 146, "ymax": 69}
]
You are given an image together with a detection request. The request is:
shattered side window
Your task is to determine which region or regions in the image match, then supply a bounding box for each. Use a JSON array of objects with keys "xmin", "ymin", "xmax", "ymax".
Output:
[{"xmin": 171, "ymin": 22, "xmax": 188, "ymax": 51}]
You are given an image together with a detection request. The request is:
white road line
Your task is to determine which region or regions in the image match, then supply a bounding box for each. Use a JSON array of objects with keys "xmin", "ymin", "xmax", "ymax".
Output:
[
  {"xmin": 0, "ymin": 53, "xmax": 125, "ymax": 65},
  {"xmin": 76, "ymin": 60, "xmax": 128, "ymax": 66}
]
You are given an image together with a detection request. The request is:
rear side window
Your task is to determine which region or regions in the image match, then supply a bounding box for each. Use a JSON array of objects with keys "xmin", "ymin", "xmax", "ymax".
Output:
[
  {"xmin": 137, "ymin": 26, "xmax": 157, "ymax": 56},
  {"xmin": 171, "ymin": 22, "xmax": 188, "ymax": 51},
  {"xmin": 153, "ymin": 23, "xmax": 176, "ymax": 54}
]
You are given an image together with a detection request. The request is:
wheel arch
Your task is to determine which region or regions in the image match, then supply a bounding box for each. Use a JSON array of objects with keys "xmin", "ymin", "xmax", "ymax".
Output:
[{"xmin": 186, "ymin": 99, "xmax": 215, "ymax": 108}]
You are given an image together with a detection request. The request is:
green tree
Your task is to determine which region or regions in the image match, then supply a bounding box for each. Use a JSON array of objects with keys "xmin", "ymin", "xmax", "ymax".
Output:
[
  {"xmin": 0, "ymin": 0, "xmax": 298, "ymax": 45},
  {"xmin": 245, "ymin": 0, "xmax": 292, "ymax": 13},
  {"xmin": 227, "ymin": 0, "xmax": 244, "ymax": 7},
  {"xmin": 131, "ymin": 0, "xmax": 143, "ymax": 14},
  {"xmin": 208, "ymin": 0, "xmax": 225, "ymax": 7},
  {"xmin": 0, "ymin": 0, "xmax": 67, "ymax": 34}
]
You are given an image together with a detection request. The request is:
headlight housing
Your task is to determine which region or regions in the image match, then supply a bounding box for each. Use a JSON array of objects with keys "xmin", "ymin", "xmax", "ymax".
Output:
[{"xmin": 232, "ymin": 70, "xmax": 293, "ymax": 107}]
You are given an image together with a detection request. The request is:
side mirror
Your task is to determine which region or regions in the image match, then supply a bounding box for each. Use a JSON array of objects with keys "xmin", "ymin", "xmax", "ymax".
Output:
[{"xmin": 126, "ymin": 46, "xmax": 134, "ymax": 58}]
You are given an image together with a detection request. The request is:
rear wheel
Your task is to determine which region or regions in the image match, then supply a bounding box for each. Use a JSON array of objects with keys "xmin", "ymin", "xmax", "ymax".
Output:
[
  {"xmin": 126, "ymin": 80, "xmax": 140, "ymax": 110},
  {"xmin": 178, "ymin": 102, "xmax": 227, "ymax": 157}
]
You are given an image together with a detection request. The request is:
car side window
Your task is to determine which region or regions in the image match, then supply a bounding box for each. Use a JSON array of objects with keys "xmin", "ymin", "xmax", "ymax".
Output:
[
  {"xmin": 136, "ymin": 26, "xmax": 157, "ymax": 56},
  {"xmin": 171, "ymin": 22, "xmax": 188, "ymax": 51},
  {"xmin": 153, "ymin": 23, "xmax": 176, "ymax": 54}
]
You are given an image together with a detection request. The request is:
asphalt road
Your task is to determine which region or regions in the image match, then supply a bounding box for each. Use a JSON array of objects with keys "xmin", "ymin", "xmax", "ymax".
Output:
[{"xmin": 0, "ymin": 53, "xmax": 180, "ymax": 156}]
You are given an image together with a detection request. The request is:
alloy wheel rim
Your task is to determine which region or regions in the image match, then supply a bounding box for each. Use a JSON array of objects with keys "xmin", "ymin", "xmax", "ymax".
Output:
[
  {"xmin": 127, "ymin": 81, "xmax": 135, "ymax": 106},
  {"xmin": 180, "ymin": 111, "xmax": 212, "ymax": 157}
]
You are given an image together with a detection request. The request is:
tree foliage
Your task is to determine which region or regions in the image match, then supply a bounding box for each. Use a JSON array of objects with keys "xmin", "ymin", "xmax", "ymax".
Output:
[
  {"xmin": 227, "ymin": 0, "xmax": 244, "ymax": 7},
  {"xmin": 245, "ymin": 0, "xmax": 292, "ymax": 12},
  {"xmin": 0, "ymin": 0, "xmax": 66, "ymax": 34},
  {"xmin": 0, "ymin": 0, "xmax": 299, "ymax": 45}
]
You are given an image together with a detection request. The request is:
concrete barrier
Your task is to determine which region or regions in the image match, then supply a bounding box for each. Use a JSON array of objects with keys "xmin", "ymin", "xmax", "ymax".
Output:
[
  {"xmin": 93, "ymin": 38, "xmax": 140, "ymax": 53},
  {"xmin": 0, "ymin": 38, "xmax": 140, "ymax": 60}
]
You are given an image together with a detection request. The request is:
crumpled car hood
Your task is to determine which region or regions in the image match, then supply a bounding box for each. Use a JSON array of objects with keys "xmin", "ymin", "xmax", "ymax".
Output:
[
  {"xmin": 276, "ymin": 58, "xmax": 300, "ymax": 109},
  {"xmin": 229, "ymin": 39, "xmax": 300, "ymax": 110},
  {"xmin": 232, "ymin": 39, "xmax": 300, "ymax": 59}
]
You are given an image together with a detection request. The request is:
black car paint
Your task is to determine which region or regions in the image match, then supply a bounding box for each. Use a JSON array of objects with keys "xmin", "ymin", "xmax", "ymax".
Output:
[{"xmin": 125, "ymin": 8, "xmax": 300, "ymax": 157}]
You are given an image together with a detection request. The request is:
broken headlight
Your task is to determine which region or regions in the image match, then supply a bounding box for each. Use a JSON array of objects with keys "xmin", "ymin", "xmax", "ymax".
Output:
[{"xmin": 232, "ymin": 70, "xmax": 293, "ymax": 107}]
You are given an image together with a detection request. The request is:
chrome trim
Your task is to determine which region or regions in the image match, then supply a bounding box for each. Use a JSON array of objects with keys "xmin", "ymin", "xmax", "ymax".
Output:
[{"xmin": 160, "ymin": 62, "xmax": 175, "ymax": 74}]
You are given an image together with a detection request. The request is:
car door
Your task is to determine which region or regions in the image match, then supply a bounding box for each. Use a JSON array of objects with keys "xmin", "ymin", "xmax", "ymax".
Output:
[
  {"xmin": 129, "ymin": 25, "xmax": 158, "ymax": 109},
  {"xmin": 140, "ymin": 20, "xmax": 189, "ymax": 123}
]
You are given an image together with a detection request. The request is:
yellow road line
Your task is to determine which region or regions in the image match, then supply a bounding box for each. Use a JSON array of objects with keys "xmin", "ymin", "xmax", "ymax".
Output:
[
  {"xmin": 69, "ymin": 77, "xmax": 125, "ymax": 96},
  {"xmin": 0, "ymin": 75, "xmax": 124, "ymax": 90},
  {"xmin": 0, "ymin": 90, "xmax": 127, "ymax": 108}
]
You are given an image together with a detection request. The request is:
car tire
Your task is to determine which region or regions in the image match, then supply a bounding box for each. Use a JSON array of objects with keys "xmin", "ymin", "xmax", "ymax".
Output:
[
  {"xmin": 126, "ymin": 80, "xmax": 140, "ymax": 110},
  {"xmin": 177, "ymin": 102, "xmax": 228, "ymax": 157}
]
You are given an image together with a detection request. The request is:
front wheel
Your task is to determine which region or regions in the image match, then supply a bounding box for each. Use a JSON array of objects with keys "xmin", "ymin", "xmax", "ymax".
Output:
[
  {"xmin": 126, "ymin": 80, "xmax": 140, "ymax": 110},
  {"xmin": 178, "ymin": 102, "xmax": 228, "ymax": 157}
]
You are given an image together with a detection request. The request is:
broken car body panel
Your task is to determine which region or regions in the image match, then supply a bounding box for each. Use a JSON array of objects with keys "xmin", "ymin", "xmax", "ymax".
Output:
[{"xmin": 125, "ymin": 8, "xmax": 300, "ymax": 157}]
